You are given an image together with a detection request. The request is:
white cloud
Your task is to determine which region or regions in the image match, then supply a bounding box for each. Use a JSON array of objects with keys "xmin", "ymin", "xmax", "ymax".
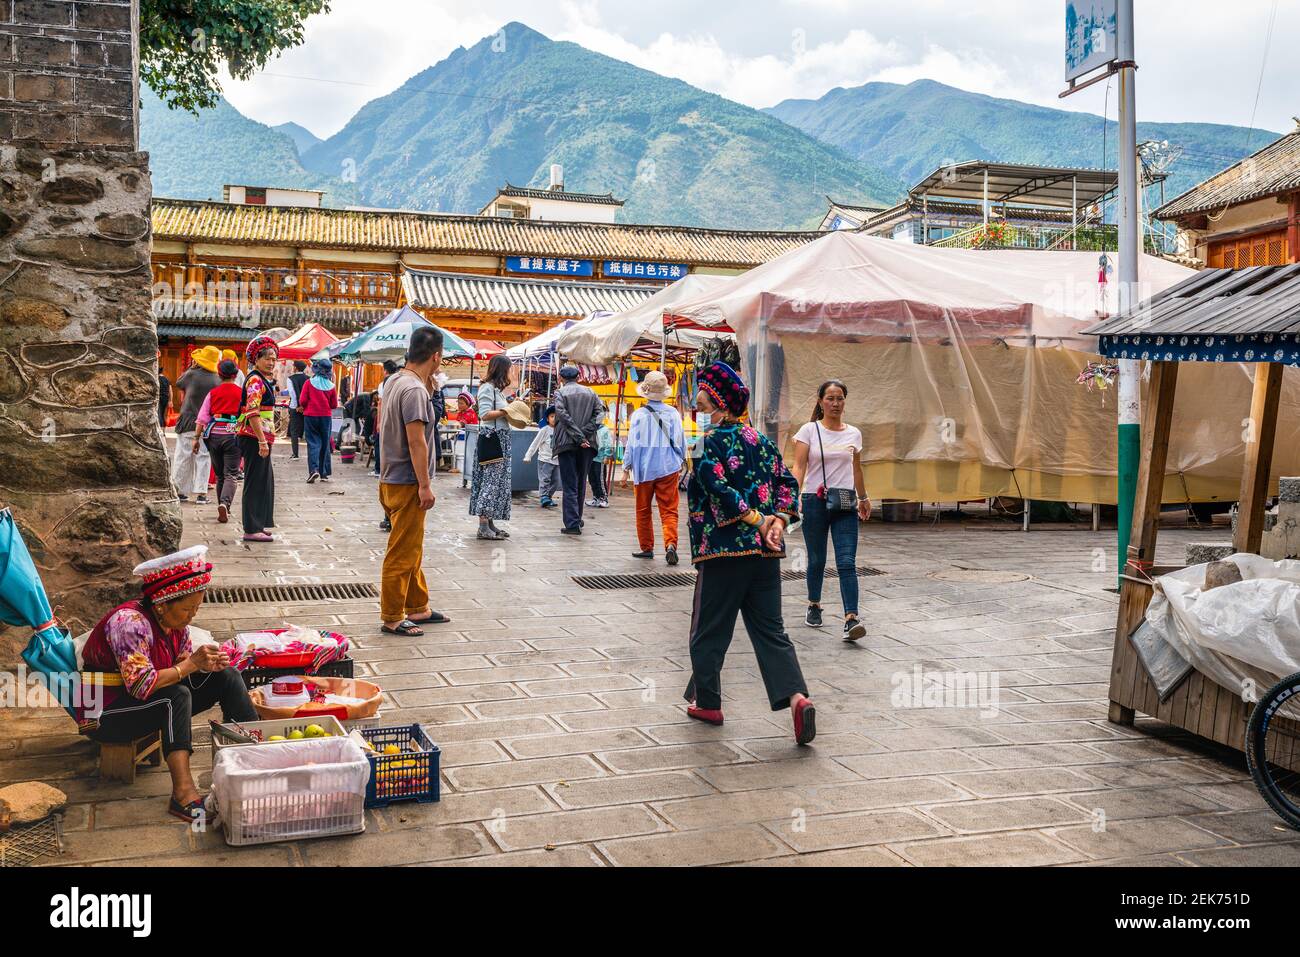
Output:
[{"xmin": 216, "ymin": 0, "xmax": 1300, "ymax": 140}]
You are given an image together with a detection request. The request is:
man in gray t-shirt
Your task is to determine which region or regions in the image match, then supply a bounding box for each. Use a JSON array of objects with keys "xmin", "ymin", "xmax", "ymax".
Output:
[
  {"xmin": 379, "ymin": 372, "xmax": 435, "ymax": 486},
  {"xmin": 377, "ymin": 327, "xmax": 451, "ymax": 637}
]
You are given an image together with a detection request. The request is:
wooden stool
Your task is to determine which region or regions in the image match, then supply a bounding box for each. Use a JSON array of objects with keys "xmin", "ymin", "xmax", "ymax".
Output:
[{"xmin": 98, "ymin": 731, "xmax": 162, "ymax": 784}]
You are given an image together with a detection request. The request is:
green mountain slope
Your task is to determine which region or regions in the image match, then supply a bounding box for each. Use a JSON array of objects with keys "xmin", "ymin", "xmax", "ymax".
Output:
[
  {"xmin": 140, "ymin": 86, "xmax": 356, "ymax": 205},
  {"xmin": 298, "ymin": 22, "xmax": 902, "ymax": 228},
  {"xmin": 767, "ymin": 79, "xmax": 1275, "ymax": 205},
  {"xmin": 274, "ymin": 121, "xmax": 323, "ymax": 159}
]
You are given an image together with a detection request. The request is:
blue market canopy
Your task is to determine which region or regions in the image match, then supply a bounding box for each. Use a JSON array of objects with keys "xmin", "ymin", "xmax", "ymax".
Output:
[{"xmin": 1086, "ymin": 264, "xmax": 1300, "ymax": 364}]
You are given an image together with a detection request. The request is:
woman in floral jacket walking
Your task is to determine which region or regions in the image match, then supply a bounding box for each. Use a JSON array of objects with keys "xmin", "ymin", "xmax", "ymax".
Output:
[{"xmin": 683, "ymin": 362, "xmax": 816, "ymax": 745}]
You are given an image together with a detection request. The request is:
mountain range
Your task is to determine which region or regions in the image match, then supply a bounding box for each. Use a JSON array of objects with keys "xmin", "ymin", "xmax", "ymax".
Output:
[
  {"xmin": 140, "ymin": 22, "xmax": 1273, "ymax": 229},
  {"xmin": 767, "ymin": 79, "xmax": 1275, "ymax": 210}
]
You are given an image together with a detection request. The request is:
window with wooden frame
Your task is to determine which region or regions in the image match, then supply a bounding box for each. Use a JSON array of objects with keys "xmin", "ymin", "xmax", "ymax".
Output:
[{"xmin": 1208, "ymin": 228, "xmax": 1289, "ymax": 269}]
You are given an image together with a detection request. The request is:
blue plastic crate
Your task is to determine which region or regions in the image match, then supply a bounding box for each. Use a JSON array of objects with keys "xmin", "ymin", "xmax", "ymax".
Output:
[{"xmin": 360, "ymin": 724, "xmax": 440, "ymax": 807}]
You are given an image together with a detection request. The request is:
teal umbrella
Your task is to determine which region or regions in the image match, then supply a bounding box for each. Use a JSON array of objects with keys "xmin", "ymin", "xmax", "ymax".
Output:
[
  {"xmin": 338, "ymin": 307, "xmax": 474, "ymax": 363},
  {"xmin": 2, "ymin": 510, "xmax": 78, "ymax": 715}
]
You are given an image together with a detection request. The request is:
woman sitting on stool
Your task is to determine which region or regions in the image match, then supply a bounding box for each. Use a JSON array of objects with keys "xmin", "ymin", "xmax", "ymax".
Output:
[{"xmin": 79, "ymin": 546, "xmax": 257, "ymax": 822}]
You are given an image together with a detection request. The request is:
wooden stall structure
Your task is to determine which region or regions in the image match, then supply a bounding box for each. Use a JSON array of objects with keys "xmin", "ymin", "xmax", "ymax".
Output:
[{"xmin": 1086, "ymin": 264, "xmax": 1300, "ymax": 749}]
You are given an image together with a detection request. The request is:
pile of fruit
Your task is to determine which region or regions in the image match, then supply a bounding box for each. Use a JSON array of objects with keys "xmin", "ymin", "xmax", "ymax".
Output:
[
  {"xmin": 363, "ymin": 739, "xmax": 426, "ymax": 800},
  {"xmin": 265, "ymin": 724, "xmax": 333, "ymax": 743}
]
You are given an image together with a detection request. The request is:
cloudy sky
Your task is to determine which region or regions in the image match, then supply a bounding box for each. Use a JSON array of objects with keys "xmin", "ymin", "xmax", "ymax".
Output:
[{"xmin": 222, "ymin": 0, "xmax": 1297, "ymax": 140}]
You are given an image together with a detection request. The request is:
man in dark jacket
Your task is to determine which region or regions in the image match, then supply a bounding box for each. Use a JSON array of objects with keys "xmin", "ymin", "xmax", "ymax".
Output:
[{"xmin": 553, "ymin": 365, "xmax": 605, "ymax": 535}]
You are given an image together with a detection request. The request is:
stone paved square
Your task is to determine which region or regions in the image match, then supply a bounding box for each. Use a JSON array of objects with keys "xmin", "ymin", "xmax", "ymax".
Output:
[{"xmin": 6, "ymin": 447, "xmax": 1296, "ymax": 867}]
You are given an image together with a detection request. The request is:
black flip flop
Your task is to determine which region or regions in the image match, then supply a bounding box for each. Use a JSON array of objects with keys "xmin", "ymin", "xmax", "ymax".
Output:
[
  {"xmin": 381, "ymin": 619, "xmax": 424, "ymax": 637},
  {"xmin": 408, "ymin": 610, "xmax": 452, "ymax": 625}
]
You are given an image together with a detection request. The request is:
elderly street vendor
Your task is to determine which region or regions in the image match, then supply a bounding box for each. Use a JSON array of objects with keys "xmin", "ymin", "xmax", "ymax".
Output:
[{"xmin": 78, "ymin": 546, "xmax": 257, "ymax": 822}]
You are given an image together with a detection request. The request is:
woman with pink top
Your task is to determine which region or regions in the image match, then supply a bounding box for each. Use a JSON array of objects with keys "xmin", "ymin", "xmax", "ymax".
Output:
[{"xmin": 301, "ymin": 358, "xmax": 339, "ymax": 483}]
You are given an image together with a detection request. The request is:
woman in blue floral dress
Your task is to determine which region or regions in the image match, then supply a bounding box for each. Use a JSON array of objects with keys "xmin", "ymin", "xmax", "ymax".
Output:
[{"xmin": 683, "ymin": 362, "xmax": 817, "ymax": 745}]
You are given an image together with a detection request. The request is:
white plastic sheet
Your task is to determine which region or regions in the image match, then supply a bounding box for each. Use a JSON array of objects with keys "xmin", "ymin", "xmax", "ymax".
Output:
[{"xmin": 1147, "ymin": 554, "xmax": 1300, "ymax": 695}]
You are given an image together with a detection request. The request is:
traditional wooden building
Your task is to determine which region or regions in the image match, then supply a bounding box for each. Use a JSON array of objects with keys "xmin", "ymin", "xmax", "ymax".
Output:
[
  {"xmin": 1156, "ymin": 126, "xmax": 1300, "ymax": 269},
  {"xmin": 149, "ymin": 194, "xmax": 821, "ymax": 391}
]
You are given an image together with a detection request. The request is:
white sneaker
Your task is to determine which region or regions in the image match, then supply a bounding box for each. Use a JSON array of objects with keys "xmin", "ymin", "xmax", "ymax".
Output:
[
  {"xmin": 586, "ymin": 498, "xmax": 600, "ymax": 507},
  {"xmin": 596, "ymin": 499, "xmax": 609, "ymax": 508}
]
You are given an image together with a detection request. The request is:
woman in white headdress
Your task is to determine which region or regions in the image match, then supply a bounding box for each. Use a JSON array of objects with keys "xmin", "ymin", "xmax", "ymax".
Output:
[{"xmin": 78, "ymin": 546, "xmax": 257, "ymax": 822}]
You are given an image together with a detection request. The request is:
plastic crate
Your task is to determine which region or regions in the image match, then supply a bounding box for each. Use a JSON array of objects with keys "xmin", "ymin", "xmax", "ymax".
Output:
[
  {"xmin": 210, "ymin": 715, "xmax": 347, "ymax": 754},
  {"xmin": 240, "ymin": 656, "xmax": 354, "ymax": 689},
  {"xmin": 212, "ymin": 736, "xmax": 369, "ymax": 846},
  {"xmin": 360, "ymin": 724, "xmax": 441, "ymax": 808}
]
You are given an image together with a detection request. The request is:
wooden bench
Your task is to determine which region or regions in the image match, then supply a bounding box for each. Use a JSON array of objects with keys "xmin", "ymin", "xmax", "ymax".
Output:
[{"xmin": 98, "ymin": 731, "xmax": 162, "ymax": 784}]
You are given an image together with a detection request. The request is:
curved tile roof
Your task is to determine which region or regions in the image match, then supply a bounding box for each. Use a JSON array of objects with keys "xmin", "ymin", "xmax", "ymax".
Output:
[
  {"xmin": 1156, "ymin": 130, "xmax": 1300, "ymax": 221},
  {"xmin": 151, "ymin": 198, "xmax": 819, "ymax": 268},
  {"xmin": 403, "ymin": 269, "xmax": 658, "ymax": 319}
]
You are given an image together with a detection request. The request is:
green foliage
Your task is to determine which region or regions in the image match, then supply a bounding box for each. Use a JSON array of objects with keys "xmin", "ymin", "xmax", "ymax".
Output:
[
  {"xmin": 767, "ymin": 79, "xmax": 1275, "ymax": 207},
  {"xmin": 139, "ymin": 0, "xmax": 329, "ymax": 113}
]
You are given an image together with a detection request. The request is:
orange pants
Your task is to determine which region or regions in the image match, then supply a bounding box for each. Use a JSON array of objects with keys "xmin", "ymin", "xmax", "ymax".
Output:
[
  {"xmin": 379, "ymin": 483, "xmax": 429, "ymax": 623},
  {"xmin": 635, "ymin": 473, "xmax": 680, "ymax": 552}
]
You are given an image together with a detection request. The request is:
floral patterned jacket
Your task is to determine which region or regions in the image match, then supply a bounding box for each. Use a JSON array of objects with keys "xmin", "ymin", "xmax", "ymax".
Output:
[{"xmin": 687, "ymin": 423, "xmax": 800, "ymax": 564}]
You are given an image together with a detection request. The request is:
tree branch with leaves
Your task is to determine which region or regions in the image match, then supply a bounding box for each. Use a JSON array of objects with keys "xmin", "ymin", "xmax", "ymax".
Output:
[{"xmin": 140, "ymin": 0, "xmax": 330, "ymax": 113}]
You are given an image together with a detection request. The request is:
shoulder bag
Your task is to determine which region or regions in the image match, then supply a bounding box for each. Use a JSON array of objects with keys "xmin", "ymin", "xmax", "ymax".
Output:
[
  {"xmin": 648, "ymin": 408, "xmax": 691, "ymax": 490},
  {"xmin": 815, "ymin": 422, "xmax": 858, "ymax": 514}
]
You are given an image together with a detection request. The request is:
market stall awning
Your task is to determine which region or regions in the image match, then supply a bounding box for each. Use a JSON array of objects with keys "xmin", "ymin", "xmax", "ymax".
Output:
[
  {"xmin": 506, "ymin": 319, "xmax": 582, "ymax": 362},
  {"xmin": 558, "ymin": 274, "xmax": 731, "ymax": 364},
  {"xmin": 402, "ymin": 269, "xmax": 659, "ymax": 320},
  {"xmin": 275, "ymin": 322, "xmax": 341, "ymax": 361},
  {"xmin": 666, "ymin": 230, "xmax": 1194, "ymax": 342},
  {"xmin": 1087, "ymin": 263, "xmax": 1300, "ymax": 363}
]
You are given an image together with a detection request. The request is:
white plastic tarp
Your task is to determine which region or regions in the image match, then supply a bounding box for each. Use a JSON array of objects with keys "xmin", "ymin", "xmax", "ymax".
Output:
[
  {"xmin": 659, "ymin": 231, "xmax": 1300, "ymax": 505},
  {"xmin": 558, "ymin": 274, "xmax": 732, "ymax": 364},
  {"xmin": 506, "ymin": 319, "xmax": 580, "ymax": 362},
  {"xmin": 1148, "ymin": 554, "xmax": 1300, "ymax": 694}
]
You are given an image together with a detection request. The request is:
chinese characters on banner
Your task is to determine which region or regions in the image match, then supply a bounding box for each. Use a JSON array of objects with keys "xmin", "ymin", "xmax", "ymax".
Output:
[
  {"xmin": 603, "ymin": 261, "xmax": 688, "ymax": 280},
  {"xmin": 506, "ymin": 256, "xmax": 595, "ymax": 277}
]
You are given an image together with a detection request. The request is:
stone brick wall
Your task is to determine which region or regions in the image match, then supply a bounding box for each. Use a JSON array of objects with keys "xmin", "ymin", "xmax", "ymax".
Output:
[
  {"xmin": 0, "ymin": 0, "xmax": 178, "ymax": 667},
  {"xmin": 0, "ymin": 0, "xmax": 139, "ymax": 148}
]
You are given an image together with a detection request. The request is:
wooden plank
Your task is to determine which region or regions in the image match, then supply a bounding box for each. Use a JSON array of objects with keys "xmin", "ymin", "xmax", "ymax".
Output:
[
  {"xmin": 1108, "ymin": 361, "xmax": 1179, "ymax": 725},
  {"xmin": 1234, "ymin": 361, "xmax": 1284, "ymax": 553},
  {"xmin": 1180, "ymin": 668, "xmax": 1205, "ymax": 738}
]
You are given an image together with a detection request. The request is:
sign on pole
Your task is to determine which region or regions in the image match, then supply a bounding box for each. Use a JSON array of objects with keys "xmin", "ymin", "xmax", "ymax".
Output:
[{"xmin": 1065, "ymin": 0, "xmax": 1119, "ymax": 83}]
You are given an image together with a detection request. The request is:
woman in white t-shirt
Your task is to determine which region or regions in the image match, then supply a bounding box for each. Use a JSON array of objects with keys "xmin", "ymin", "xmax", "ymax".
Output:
[{"xmin": 791, "ymin": 380, "xmax": 871, "ymax": 641}]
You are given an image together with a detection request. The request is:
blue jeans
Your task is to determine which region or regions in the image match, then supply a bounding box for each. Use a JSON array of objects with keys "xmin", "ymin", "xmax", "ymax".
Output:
[
  {"xmin": 305, "ymin": 415, "xmax": 333, "ymax": 478},
  {"xmin": 801, "ymin": 493, "xmax": 859, "ymax": 616}
]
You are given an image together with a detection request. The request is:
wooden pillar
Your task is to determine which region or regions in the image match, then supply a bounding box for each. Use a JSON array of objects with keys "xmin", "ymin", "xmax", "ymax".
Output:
[
  {"xmin": 1288, "ymin": 193, "xmax": 1298, "ymax": 265},
  {"xmin": 1234, "ymin": 361, "xmax": 1284, "ymax": 554},
  {"xmin": 1108, "ymin": 359, "xmax": 1179, "ymax": 724},
  {"xmin": 295, "ymin": 255, "xmax": 306, "ymax": 304}
]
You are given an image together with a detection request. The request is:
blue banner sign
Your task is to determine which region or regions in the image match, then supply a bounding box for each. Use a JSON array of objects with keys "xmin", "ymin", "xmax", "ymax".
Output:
[
  {"xmin": 604, "ymin": 261, "xmax": 689, "ymax": 280},
  {"xmin": 506, "ymin": 256, "xmax": 594, "ymax": 277}
]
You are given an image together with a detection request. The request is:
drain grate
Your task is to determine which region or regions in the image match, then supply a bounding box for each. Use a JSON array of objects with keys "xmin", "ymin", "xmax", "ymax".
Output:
[
  {"xmin": 574, "ymin": 567, "xmax": 883, "ymax": 590},
  {"xmin": 205, "ymin": 582, "xmax": 379, "ymax": 605}
]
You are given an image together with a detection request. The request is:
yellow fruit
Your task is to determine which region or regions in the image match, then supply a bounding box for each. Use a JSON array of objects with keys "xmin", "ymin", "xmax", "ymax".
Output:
[
  {"xmin": 288, "ymin": 729, "xmax": 306, "ymax": 740},
  {"xmin": 267, "ymin": 735, "xmax": 286, "ymax": 742},
  {"xmin": 304, "ymin": 724, "xmax": 327, "ymax": 738},
  {"xmin": 383, "ymin": 744, "xmax": 401, "ymax": 755}
]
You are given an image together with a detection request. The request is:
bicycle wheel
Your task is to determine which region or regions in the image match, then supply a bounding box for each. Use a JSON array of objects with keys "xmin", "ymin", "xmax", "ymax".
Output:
[{"xmin": 1246, "ymin": 671, "xmax": 1300, "ymax": 830}]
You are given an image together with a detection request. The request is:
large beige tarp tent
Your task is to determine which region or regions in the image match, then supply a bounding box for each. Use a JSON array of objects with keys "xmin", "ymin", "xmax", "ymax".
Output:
[
  {"xmin": 557, "ymin": 275, "xmax": 731, "ymax": 365},
  {"xmin": 667, "ymin": 231, "xmax": 1300, "ymax": 504}
]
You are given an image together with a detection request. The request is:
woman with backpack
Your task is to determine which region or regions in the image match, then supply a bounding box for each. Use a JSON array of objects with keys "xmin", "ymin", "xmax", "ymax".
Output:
[{"xmin": 790, "ymin": 379, "xmax": 872, "ymax": 641}]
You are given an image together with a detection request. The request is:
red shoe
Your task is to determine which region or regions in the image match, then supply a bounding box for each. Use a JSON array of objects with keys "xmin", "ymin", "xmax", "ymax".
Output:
[
  {"xmin": 217, "ymin": 504, "xmax": 229, "ymax": 524},
  {"xmin": 792, "ymin": 697, "xmax": 816, "ymax": 746},
  {"xmin": 687, "ymin": 704, "xmax": 724, "ymax": 726}
]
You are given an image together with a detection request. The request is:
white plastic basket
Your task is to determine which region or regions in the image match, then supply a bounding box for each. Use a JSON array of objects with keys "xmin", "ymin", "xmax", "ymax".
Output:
[
  {"xmin": 210, "ymin": 715, "xmax": 348, "ymax": 754},
  {"xmin": 211, "ymin": 736, "xmax": 369, "ymax": 846}
]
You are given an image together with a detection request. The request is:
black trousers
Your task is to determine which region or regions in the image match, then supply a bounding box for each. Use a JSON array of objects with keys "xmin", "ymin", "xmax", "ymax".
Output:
[
  {"xmin": 204, "ymin": 432, "xmax": 240, "ymax": 508},
  {"xmin": 288, "ymin": 409, "xmax": 306, "ymax": 456},
  {"xmin": 238, "ymin": 435, "xmax": 275, "ymax": 534},
  {"xmin": 88, "ymin": 669, "xmax": 257, "ymax": 756},
  {"xmin": 684, "ymin": 556, "xmax": 808, "ymax": 712},
  {"xmin": 558, "ymin": 446, "xmax": 595, "ymax": 530},
  {"xmin": 587, "ymin": 458, "xmax": 606, "ymax": 500}
]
